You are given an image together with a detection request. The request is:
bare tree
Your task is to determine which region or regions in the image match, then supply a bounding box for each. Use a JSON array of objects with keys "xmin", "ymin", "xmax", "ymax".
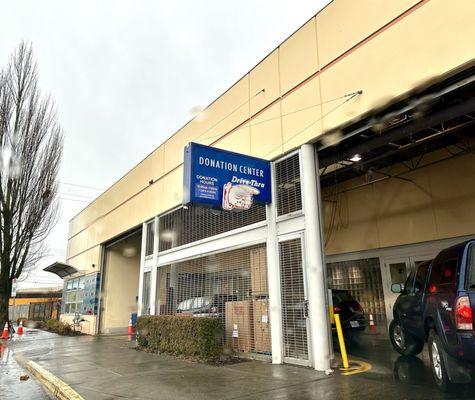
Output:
[{"xmin": 0, "ymin": 42, "xmax": 63, "ymax": 327}]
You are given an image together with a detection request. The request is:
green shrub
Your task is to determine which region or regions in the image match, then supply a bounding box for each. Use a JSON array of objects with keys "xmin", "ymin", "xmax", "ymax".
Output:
[
  {"xmin": 43, "ymin": 319, "xmax": 72, "ymax": 335},
  {"xmin": 137, "ymin": 315, "xmax": 223, "ymax": 362}
]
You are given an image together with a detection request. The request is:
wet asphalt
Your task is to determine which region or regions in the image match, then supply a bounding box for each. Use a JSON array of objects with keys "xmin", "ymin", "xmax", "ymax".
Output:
[
  {"xmin": 0, "ymin": 330, "xmax": 49, "ymax": 400},
  {"xmin": 2, "ymin": 327, "xmax": 475, "ymax": 399}
]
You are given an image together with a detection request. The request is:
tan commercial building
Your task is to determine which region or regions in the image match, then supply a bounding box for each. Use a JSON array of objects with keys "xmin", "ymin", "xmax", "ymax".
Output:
[{"xmin": 52, "ymin": 0, "xmax": 475, "ymax": 370}]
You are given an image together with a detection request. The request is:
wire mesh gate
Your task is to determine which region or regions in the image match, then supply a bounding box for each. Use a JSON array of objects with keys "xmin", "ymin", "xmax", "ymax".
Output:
[
  {"xmin": 279, "ymin": 237, "xmax": 310, "ymax": 365},
  {"xmin": 157, "ymin": 244, "xmax": 271, "ymax": 357}
]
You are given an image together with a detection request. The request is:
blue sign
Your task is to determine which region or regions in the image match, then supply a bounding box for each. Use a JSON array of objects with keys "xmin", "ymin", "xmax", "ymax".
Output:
[{"xmin": 183, "ymin": 142, "xmax": 271, "ymax": 210}]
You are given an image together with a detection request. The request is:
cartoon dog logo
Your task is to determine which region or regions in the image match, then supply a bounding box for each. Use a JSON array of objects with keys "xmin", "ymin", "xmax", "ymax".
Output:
[{"xmin": 222, "ymin": 182, "xmax": 260, "ymax": 211}]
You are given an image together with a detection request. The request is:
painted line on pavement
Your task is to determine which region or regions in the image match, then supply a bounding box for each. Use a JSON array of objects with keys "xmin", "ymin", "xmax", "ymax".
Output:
[{"xmin": 339, "ymin": 360, "xmax": 372, "ymax": 376}]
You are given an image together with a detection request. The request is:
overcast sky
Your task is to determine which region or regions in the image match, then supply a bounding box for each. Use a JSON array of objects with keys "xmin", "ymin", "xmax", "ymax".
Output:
[{"xmin": 0, "ymin": 0, "xmax": 330, "ymax": 289}]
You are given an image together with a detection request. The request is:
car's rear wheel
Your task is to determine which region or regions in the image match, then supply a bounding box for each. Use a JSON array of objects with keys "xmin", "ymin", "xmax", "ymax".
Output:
[
  {"xmin": 428, "ymin": 329, "xmax": 452, "ymax": 391},
  {"xmin": 389, "ymin": 319, "xmax": 424, "ymax": 356}
]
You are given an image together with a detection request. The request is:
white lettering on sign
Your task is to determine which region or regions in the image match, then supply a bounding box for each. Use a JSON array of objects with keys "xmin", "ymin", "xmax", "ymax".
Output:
[
  {"xmin": 231, "ymin": 176, "xmax": 265, "ymax": 189},
  {"xmin": 198, "ymin": 156, "xmax": 264, "ymax": 178}
]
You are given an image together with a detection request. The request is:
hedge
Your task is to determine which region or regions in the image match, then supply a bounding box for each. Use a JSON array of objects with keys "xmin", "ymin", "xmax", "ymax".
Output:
[
  {"xmin": 43, "ymin": 319, "xmax": 74, "ymax": 335},
  {"xmin": 137, "ymin": 315, "xmax": 223, "ymax": 361}
]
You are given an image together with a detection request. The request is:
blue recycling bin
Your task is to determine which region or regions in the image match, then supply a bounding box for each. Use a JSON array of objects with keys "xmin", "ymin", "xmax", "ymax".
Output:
[{"xmin": 131, "ymin": 312, "xmax": 138, "ymax": 327}]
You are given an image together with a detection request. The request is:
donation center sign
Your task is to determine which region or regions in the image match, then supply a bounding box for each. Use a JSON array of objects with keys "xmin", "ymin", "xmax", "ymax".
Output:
[{"xmin": 183, "ymin": 142, "xmax": 271, "ymax": 210}]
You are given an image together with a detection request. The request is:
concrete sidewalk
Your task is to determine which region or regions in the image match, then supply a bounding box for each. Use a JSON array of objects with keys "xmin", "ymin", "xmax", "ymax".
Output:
[{"xmin": 6, "ymin": 328, "xmax": 475, "ymax": 400}]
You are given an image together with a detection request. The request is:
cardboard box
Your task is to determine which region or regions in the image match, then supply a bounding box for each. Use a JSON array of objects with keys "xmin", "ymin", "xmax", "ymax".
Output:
[
  {"xmin": 225, "ymin": 300, "xmax": 253, "ymax": 353},
  {"xmin": 250, "ymin": 248, "xmax": 268, "ymax": 296},
  {"xmin": 253, "ymin": 299, "xmax": 271, "ymax": 353}
]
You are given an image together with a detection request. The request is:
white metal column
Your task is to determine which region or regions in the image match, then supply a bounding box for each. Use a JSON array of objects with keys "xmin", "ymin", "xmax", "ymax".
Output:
[
  {"xmin": 150, "ymin": 216, "xmax": 160, "ymax": 315},
  {"xmin": 266, "ymin": 168, "xmax": 284, "ymax": 364},
  {"xmin": 300, "ymin": 144, "xmax": 331, "ymax": 371},
  {"xmin": 137, "ymin": 222, "xmax": 147, "ymax": 316}
]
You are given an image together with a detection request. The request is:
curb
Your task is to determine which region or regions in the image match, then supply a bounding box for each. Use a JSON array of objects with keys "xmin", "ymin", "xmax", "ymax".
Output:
[{"xmin": 15, "ymin": 355, "xmax": 84, "ymax": 400}]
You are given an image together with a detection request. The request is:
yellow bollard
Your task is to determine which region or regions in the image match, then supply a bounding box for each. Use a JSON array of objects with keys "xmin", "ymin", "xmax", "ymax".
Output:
[{"xmin": 334, "ymin": 313, "xmax": 349, "ymax": 369}]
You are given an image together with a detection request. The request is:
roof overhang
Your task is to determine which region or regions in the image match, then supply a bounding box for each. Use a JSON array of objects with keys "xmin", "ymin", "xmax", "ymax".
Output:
[{"xmin": 43, "ymin": 262, "xmax": 78, "ymax": 279}]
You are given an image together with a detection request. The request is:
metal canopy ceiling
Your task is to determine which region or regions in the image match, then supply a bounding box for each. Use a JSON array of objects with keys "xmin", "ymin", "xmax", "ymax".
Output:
[
  {"xmin": 316, "ymin": 62, "xmax": 475, "ymax": 190},
  {"xmin": 43, "ymin": 262, "xmax": 78, "ymax": 278}
]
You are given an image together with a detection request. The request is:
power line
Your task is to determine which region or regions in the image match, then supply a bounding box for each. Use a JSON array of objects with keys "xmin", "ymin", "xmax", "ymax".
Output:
[
  {"xmin": 59, "ymin": 197, "xmax": 92, "ymax": 204},
  {"xmin": 195, "ymin": 91, "xmax": 363, "ymax": 144},
  {"xmin": 58, "ymin": 192, "xmax": 97, "ymax": 200},
  {"xmin": 263, "ymin": 91, "xmax": 362, "ymax": 158},
  {"xmin": 59, "ymin": 181, "xmax": 103, "ymax": 191}
]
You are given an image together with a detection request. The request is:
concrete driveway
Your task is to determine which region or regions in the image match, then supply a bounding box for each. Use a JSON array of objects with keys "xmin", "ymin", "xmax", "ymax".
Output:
[{"xmin": 4, "ymin": 328, "xmax": 475, "ymax": 400}]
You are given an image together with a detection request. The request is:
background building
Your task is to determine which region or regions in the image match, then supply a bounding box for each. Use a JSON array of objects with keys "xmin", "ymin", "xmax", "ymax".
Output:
[
  {"xmin": 9, "ymin": 287, "xmax": 62, "ymax": 322},
  {"xmin": 58, "ymin": 0, "xmax": 475, "ymax": 371}
]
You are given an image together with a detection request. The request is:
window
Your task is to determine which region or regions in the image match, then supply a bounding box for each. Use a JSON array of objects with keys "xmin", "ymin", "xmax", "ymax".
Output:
[
  {"xmin": 327, "ymin": 258, "xmax": 386, "ymax": 326},
  {"xmin": 275, "ymin": 153, "xmax": 302, "ymax": 216},
  {"xmin": 467, "ymin": 245, "xmax": 475, "ymax": 289},
  {"xmin": 428, "ymin": 258, "xmax": 459, "ymax": 293},
  {"xmin": 440, "ymin": 259, "xmax": 458, "ymax": 286},
  {"xmin": 145, "ymin": 221, "xmax": 155, "ymax": 257},
  {"xmin": 404, "ymin": 271, "xmax": 416, "ymax": 294},
  {"xmin": 389, "ymin": 262, "xmax": 407, "ymax": 284},
  {"xmin": 64, "ymin": 277, "xmax": 84, "ymax": 314},
  {"xmin": 414, "ymin": 262, "xmax": 430, "ymax": 293}
]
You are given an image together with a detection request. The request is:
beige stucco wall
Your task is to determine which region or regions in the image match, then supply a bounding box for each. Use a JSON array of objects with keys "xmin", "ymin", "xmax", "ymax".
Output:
[
  {"xmin": 60, "ymin": 314, "xmax": 96, "ymax": 335},
  {"xmin": 323, "ymin": 149, "xmax": 475, "ymax": 255},
  {"xmin": 67, "ymin": 0, "xmax": 475, "ymax": 271},
  {"xmin": 100, "ymin": 233, "xmax": 141, "ymax": 333}
]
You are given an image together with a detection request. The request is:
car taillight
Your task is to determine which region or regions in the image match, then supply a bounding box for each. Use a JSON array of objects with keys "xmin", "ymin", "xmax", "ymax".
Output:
[
  {"xmin": 455, "ymin": 296, "xmax": 473, "ymax": 330},
  {"xmin": 334, "ymin": 306, "xmax": 341, "ymax": 313}
]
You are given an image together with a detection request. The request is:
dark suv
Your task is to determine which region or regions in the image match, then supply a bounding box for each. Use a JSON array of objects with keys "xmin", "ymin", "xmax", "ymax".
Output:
[
  {"xmin": 331, "ymin": 290, "xmax": 366, "ymax": 331},
  {"xmin": 389, "ymin": 241, "xmax": 475, "ymax": 390}
]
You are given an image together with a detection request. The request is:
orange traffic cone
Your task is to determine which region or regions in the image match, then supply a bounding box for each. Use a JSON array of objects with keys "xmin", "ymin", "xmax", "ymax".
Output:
[
  {"xmin": 0, "ymin": 340, "xmax": 6, "ymax": 359},
  {"xmin": 369, "ymin": 314, "xmax": 376, "ymax": 334},
  {"xmin": 1, "ymin": 322, "xmax": 9, "ymax": 340},
  {"xmin": 17, "ymin": 320, "xmax": 23, "ymax": 335},
  {"xmin": 127, "ymin": 315, "xmax": 134, "ymax": 335}
]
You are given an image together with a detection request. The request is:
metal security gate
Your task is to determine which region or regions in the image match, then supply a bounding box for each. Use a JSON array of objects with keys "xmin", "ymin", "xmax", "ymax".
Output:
[
  {"xmin": 279, "ymin": 236, "xmax": 310, "ymax": 365},
  {"xmin": 157, "ymin": 245, "xmax": 271, "ymax": 357}
]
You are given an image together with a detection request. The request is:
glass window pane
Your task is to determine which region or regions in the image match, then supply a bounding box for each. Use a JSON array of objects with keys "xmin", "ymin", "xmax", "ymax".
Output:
[
  {"xmin": 389, "ymin": 262, "xmax": 407, "ymax": 284},
  {"xmin": 78, "ymin": 277, "xmax": 85, "ymax": 290},
  {"xmin": 66, "ymin": 280, "xmax": 73, "ymax": 290},
  {"xmin": 414, "ymin": 262, "xmax": 430, "ymax": 293},
  {"xmin": 440, "ymin": 259, "xmax": 458, "ymax": 285},
  {"xmin": 327, "ymin": 257, "xmax": 386, "ymax": 327},
  {"xmin": 72, "ymin": 279, "xmax": 79, "ymax": 290}
]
